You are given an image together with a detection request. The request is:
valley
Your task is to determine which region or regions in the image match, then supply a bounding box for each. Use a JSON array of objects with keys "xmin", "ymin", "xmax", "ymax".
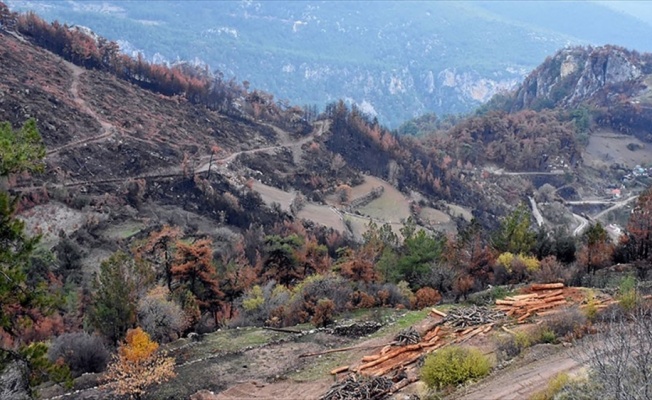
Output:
[{"xmin": 2, "ymin": 3, "xmax": 652, "ymax": 400}]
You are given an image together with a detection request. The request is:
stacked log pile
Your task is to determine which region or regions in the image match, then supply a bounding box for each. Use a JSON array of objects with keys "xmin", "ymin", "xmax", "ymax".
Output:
[
  {"xmin": 324, "ymin": 284, "xmax": 617, "ymax": 398},
  {"xmin": 329, "ymin": 320, "xmax": 496, "ymax": 380},
  {"xmin": 495, "ymin": 283, "xmax": 569, "ymax": 323}
]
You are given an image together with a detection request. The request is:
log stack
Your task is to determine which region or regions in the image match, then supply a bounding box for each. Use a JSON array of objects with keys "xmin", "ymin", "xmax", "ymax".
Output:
[{"xmin": 495, "ymin": 283, "xmax": 568, "ymax": 323}]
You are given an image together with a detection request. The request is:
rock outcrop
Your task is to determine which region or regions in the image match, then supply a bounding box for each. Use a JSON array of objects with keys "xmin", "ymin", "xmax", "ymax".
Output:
[{"xmin": 509, "ymin": 45, "xmax": 647, "ymax": 111}]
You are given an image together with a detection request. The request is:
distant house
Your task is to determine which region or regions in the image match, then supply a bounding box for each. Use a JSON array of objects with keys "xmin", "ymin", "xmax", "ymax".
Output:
[{"xmin": 611, "ymin": 188, "xmax": 621, "ymax": 199}]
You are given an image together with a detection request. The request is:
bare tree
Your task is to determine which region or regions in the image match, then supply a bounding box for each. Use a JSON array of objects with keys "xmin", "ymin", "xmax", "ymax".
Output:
[{"xmin": 568, "ymin": 308, "xmax": 652, "ymax": 399}]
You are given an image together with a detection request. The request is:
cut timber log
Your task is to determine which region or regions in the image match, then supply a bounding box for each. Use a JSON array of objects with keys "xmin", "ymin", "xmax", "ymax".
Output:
[
  {"xmin": 538, "ymin": 289, "xmax": 564, "ymax": 298},
  {"xmin": 369, "ymin": 343, "xmax": 443, "ymax": 377},
  {"xmin": 262, "ymin": 326, "xmax": 302, "ymax": 334},
  {"xmin": 509, "ymin": 293, "xmax": 540, "ymax": 300},
  {"xmin": 423, "ymin": 326, "xmax": 440, "ymax": 342},
  {"xmin": 517, "ymin": 312, "xmax": 532, "ymax": 323},
  {"xmin": 362, "ymin": 355, "xmax": 381, "ymax": 362},
  {"xmin": 526, "ymin": 299, "xmax": 568, "ymax": 314},
  {"xmin": 530, "ymin": 283, "xmax": 565, "ymax": 291},
  {"xmin": 330, "ymin": 365, "xmax": 349, "ymax": 375},
  {"xmin": 359, "ymin": 341, "xmax": 439, "ymax": 373},
  {"xmin": 389, "ymin": 377, "xmax": 419, "ymax": 394},
  {"xmin": 496, "ymin": 299, "xmax": 515, "ymax": 306},
  {"xmin": 501, "ymin": 326, "xmax": 516, "ymax": 335},
  {"xmin": 299, "ymin": 342, "xmax": 392, "ymax": 358},
  {"xmin": 430, "ymin": 308, "xmax": 448, "ymax": 317}
]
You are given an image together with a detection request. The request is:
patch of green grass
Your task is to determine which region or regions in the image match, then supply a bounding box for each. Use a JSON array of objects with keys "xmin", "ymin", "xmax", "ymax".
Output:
[
  {"xmin": 369, "ymin": 309, "xmax": 432, "ymax": 339},
  {"xmin": 172, "ymin": 327, "xmax": 284, "ymax": 361},
  {"xmin": 289, "ymin": 351, "xmax": 350, "ymax": 382}
]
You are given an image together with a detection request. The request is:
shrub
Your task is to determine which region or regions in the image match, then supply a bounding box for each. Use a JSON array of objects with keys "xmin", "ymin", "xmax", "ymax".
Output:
[
  {"xmin": 530, "ymin": 372, "xmax": 571, "ymax": 400},
  {"xmin": 414, "ymin": 287, "xmax": 442, "ymax": 309},
  {"xmin": 533, "ymin": 256, "xmax": 569, "ymax": 284},
  {"xmin": 537, "ymin": 329, "xmax": 557, "ymax": 344},
  {"xmin": 105, "ymin": 327, "xmax": 175, "ymax": 398},
  {"xmin": 617, "ymin": 275, "xmax": 638, "ymax": 312},
  {"xmin": 496, "ymin": 333, "xmax": 527, "ymax": 361},
  {"xmin": 420, "ymin": 346, "xmax": 491, "ymax": 390},
  {"xmin": 583, "ymin": 290, "xmax": 598, "ymax": 321},
  {"xmin": 48, "ymin": 332, "xmax": 109, "ymax": 376},
  {"xmin": 311, "ymin": 298, "xmax": 335, "ymax": 327},
  {"xmin": 540, "ymin": 307, "xmax": 587, "ymax": 340},
  {"xmin": 138, "ymin": 288, "xmax": 188, "ymax": 343}
]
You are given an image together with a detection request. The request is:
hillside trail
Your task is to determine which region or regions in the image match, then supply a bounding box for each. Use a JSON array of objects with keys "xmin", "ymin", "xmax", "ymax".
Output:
[
  {"xmin": 196, "ymin": 119, "xmax": 329, "ymax": 174},
  {"xmin": 450, "ymin": 346, "xmax": 585, "ymax": 400},
  {"xmin": 14, "ymin": 119, "xmax": 329, "ymax": 193},
  {"xmin": 45, "ymin": 61, "xmax": 119, "ymax": 155}
]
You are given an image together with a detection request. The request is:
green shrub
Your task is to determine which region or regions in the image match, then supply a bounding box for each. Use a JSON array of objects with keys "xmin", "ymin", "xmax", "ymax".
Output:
[
  {"xmin": 617, "ymin": 276, "xmax": 638, "ymax": 312},
  {"xmin": 530, "ymin": 372, "xmax": 571, "ymax": 400},
  {"xmin": 583, "ymin": 290, "xmax": 598, "ymax": 321},
  {"xmin": 537, "ymin": 329, "xmax": 557, "ymax": 344},
  {"xmin": 420, "ymin": 346, "xmax": 491, "ymax": 390}
]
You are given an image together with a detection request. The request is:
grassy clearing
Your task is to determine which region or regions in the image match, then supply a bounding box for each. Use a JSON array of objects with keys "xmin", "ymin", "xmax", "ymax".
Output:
[
  {"xmin": 289, "ymin": 350, "xmax": 351, "ymax": 381},
  {"xmin": 102, "ymin": 220, "xmax": 144, "ymax": 240},
  {"xmin": 369, "ymin": 309, "xmax": 432, "ymax": 339},
  {"xmin": 357, "ymin": 185, "xmax": 411, "ymax": 223},
  {"xmin": 584, "ymin": 129, "xmax": 652, "ymax": 169},
  {"xmin": 169, "ymin": 327, "xmax": 285, "ymax": 361}
]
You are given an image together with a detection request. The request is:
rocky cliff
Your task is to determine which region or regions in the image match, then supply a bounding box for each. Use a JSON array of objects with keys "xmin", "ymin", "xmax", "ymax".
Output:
[{"xmin": 509, "ymin": 45, "xmax": 651, "ymax": 111}]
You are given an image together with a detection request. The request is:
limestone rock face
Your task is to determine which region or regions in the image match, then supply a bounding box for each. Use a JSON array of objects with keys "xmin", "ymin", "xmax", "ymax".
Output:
[{"xmin": 511, "ymin": 45, "xmax": 645, "ymax": 111}]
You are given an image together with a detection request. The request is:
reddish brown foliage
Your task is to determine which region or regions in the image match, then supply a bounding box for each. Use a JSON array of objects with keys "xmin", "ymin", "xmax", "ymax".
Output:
[
  {"xmin": 311, "ymin": 299, "xmax": 335, "ymax": 328},
  {"xmin": 414, "ymin": 287, "xmax": 442, "ymax": 309},
  {"xmin": 172, "ymin": 238, "xmax": 224, "ymax": 323}
]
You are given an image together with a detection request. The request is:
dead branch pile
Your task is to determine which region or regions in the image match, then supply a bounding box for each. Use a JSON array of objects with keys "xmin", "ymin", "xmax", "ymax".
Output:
[
  {"xmin": 441, "ymin": 305, "xmax": 505, "ymax": 328},
  {"xmin": 332, "ymin": 321, "xmax": 383, "ymax": 338},
  {"xmin": 320, "ymin": 375, "xmax": 393, "ymax": 400},
  {"xmin": 495, "ymin": 283, "xmax": 568, "ymax": 323},
  {"xmin": 393, "ymin": 327, "xmax": 421, "ymax": 346}
]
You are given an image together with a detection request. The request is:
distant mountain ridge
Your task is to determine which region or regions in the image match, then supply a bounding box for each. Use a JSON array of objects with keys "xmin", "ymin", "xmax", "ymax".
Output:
[{"xmin": 7, "ymin": 1, "xmax": 652, "ymax": 127}]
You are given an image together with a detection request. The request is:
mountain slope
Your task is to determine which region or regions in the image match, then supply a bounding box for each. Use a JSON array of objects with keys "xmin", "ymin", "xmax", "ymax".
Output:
[{"xmin": 9, "ymin": 1, "xmax": 652, "ymax": 127}]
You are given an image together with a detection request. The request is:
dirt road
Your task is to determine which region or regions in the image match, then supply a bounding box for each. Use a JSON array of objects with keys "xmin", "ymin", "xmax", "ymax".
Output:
[{"xmin": 450, "ymin": 345, "xmax": 584, "ymax": 400}]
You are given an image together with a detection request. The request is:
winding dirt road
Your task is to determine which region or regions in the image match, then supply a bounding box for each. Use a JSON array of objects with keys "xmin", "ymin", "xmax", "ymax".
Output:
[{"xmin": 46, "ymin": 61, "xmax": 117, "ymax": 156}]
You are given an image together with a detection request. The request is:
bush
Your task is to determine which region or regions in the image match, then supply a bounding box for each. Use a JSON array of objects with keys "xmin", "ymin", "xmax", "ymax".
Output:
[
  {"xmin": 617, "ymin": 275, "xmax": 638, "ymax": 312},
  {"xmin": 531, "ymin": 372, "xmax": 571, "ymax": 400},
  {"xmin": 420, "ymin": 346, "xmax": 491, "ymax": 390},
  {"xmin": 138, "ymin": 288, "xmax": 188, "ymax": 343},
  {"xmin": 414, "ymin": 287, "xmax": 442, "ymax": 309},
  {"xmin": 48, "ymin": 332, "xmax": 109, "ymax": 376},
  {"xmin": 533, "ymin": 256, "xmax": 569, "ymax": 284},
  {"xmin": 540, "ymin": 307, "xmax": 587, "ymax": 340},
  {"xmin": 311, "ymin": 298, "xmax": 335, "ymax": 327}
]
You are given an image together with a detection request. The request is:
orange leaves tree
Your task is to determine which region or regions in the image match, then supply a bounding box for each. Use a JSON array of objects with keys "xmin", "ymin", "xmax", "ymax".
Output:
[
  {"xmin": 171, "ymin": 238, "xmax": 224, "ymax": 324},
  {"xmin": 578, "ymin": 222, "xmax": 614, "ymax": 275},
  {"xmin": 137, "ymin": 225, "xmax": 181, "ymax": 290},
  {"xmin": 105, "ymin": 327, "xmax": 175, "ymax": 399}
]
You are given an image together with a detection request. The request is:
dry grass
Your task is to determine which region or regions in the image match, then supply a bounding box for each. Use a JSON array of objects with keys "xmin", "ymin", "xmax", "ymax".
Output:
[{"xmin": 584, "ymin": 129, "xmax": 652, "ymax": 169}]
